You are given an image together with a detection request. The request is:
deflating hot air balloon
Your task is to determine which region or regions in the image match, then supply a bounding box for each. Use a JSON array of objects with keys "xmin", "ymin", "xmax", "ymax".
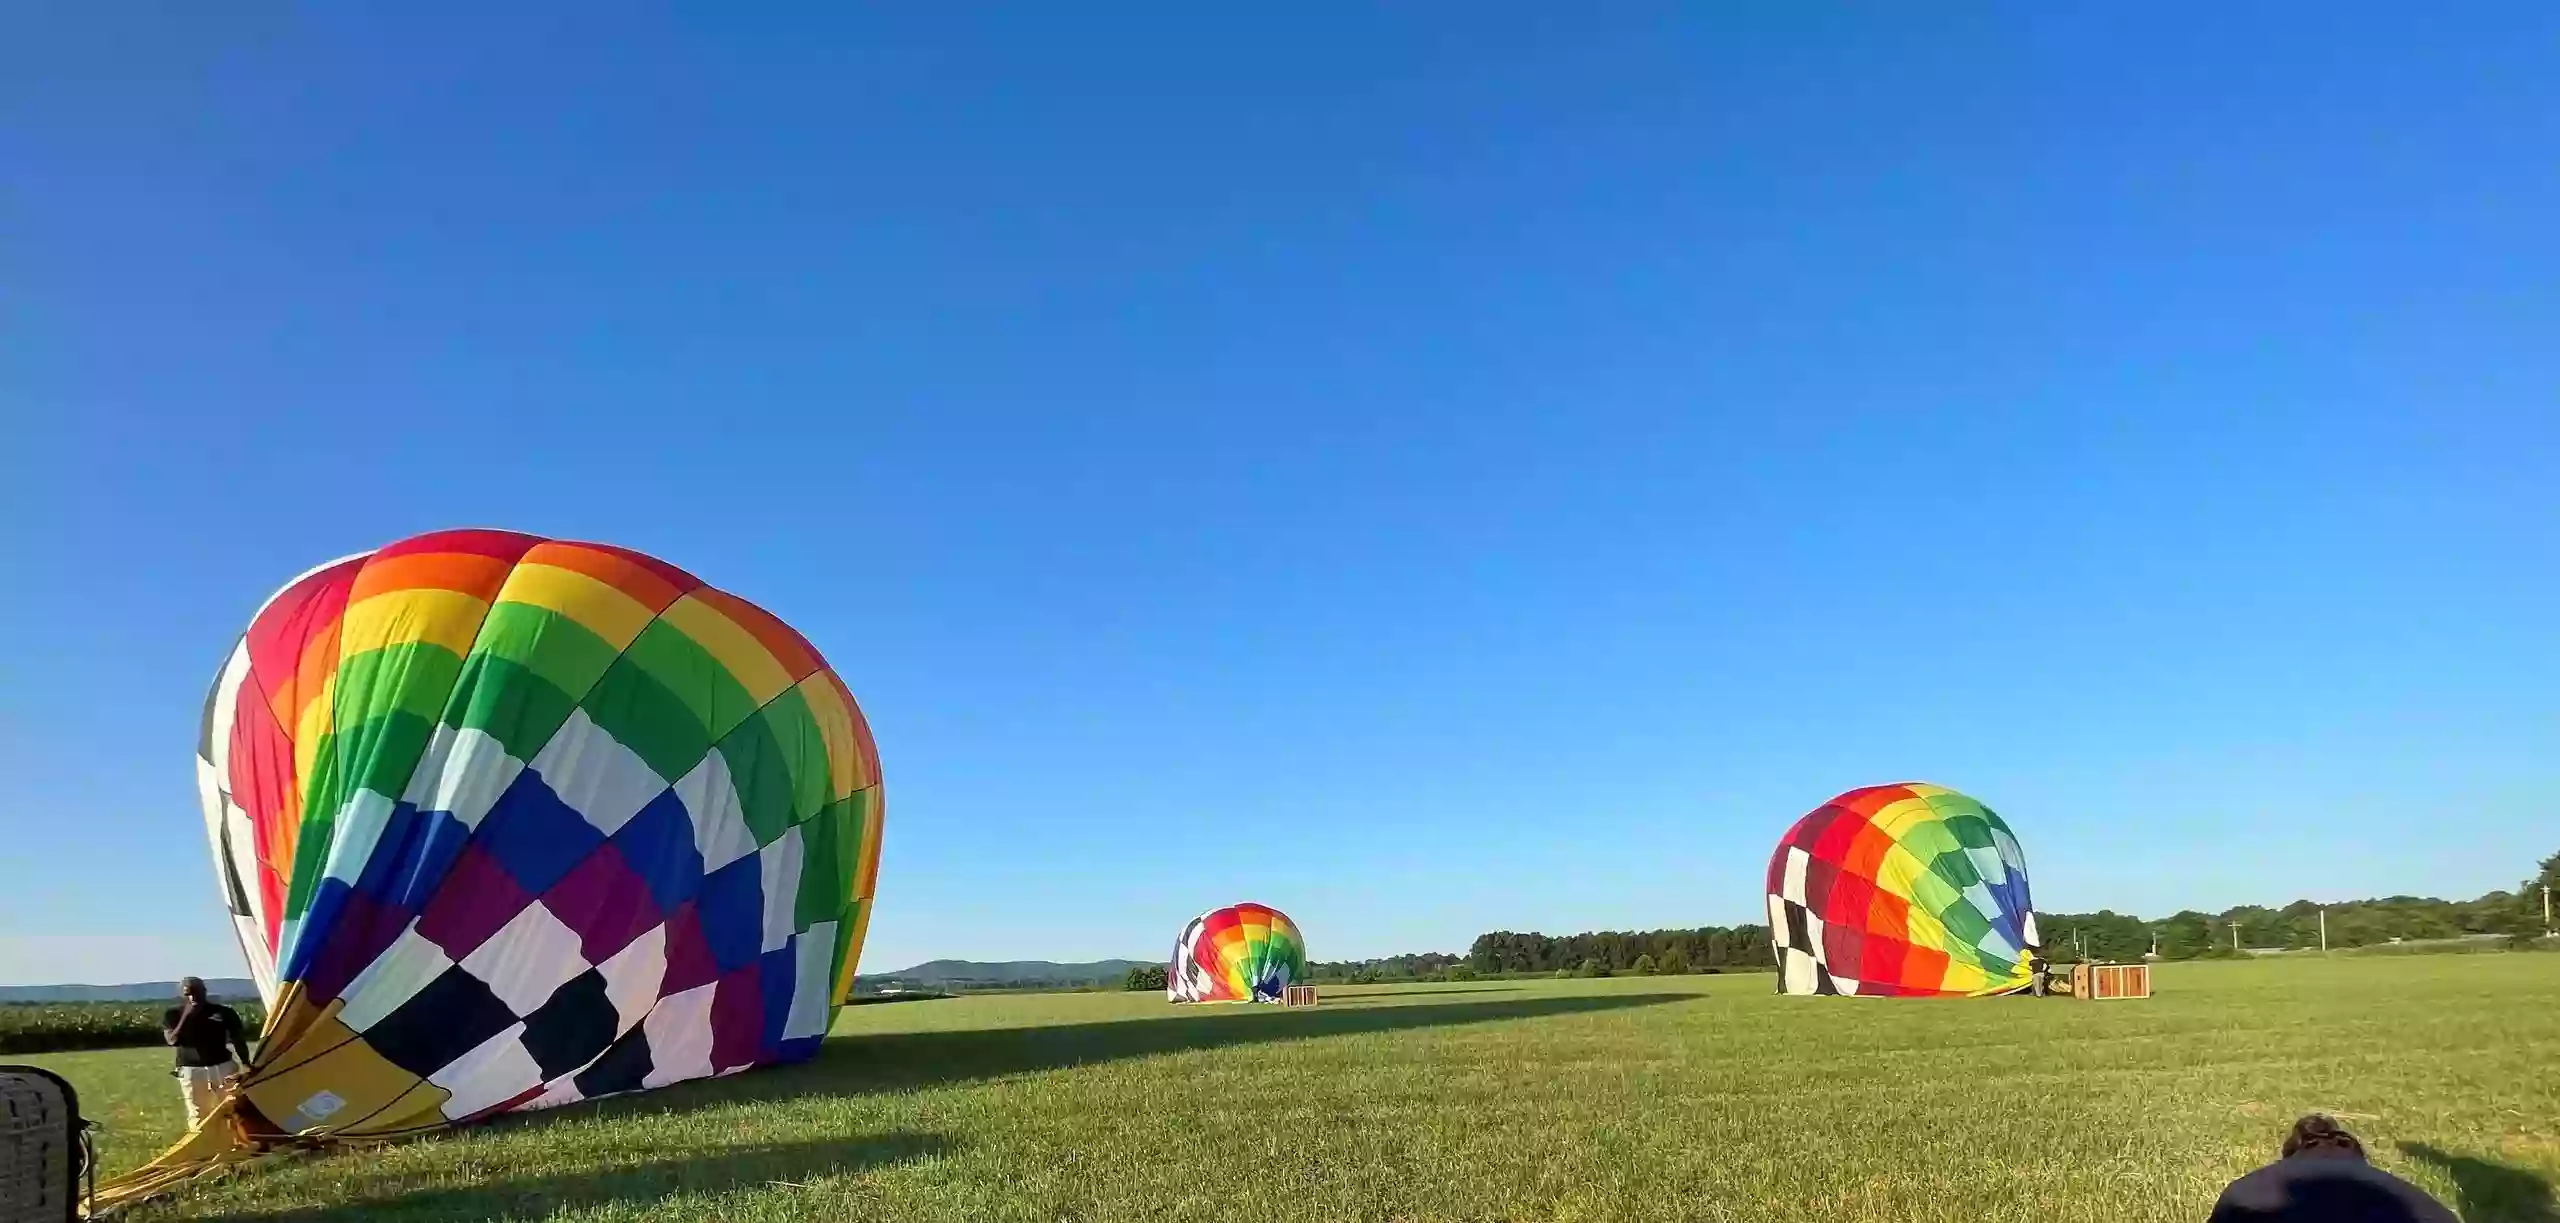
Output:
[
  {"xmin": 1167, "ymin": 903, "xmax": 1306, "ymax": 1003},
  {"xmin": 102, "ymin": 529, "xmax": 881, "ymax": 1207},
  {"xmin": 1765, "ymin": 783, "xmax": 2039, "ymax": 997}
]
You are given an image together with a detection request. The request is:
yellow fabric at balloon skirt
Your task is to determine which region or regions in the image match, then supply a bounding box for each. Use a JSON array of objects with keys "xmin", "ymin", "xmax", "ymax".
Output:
[
  {"xmin": 83, "ymin": 985, "xmax": 446, "ymax": 1215},
  {"xmin": 85, "ymin": 1096, "xmax": 291, "ymax": 1215}
]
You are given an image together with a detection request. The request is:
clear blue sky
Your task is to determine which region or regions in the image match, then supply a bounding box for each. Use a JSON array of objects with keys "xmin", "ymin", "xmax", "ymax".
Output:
[{"xmin": 4, "ymin": 6, "xmax": 2555, "ymax": 984}]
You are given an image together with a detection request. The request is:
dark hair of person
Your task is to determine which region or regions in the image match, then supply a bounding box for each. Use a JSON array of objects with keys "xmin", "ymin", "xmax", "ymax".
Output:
[
  {"xmin": 180, "ymin": 976, "xmax": 208, "ymax": 1001},
  {"xmin": 2281, "ymin": 1114, "xmax": 2365, "ymax": 1159}
]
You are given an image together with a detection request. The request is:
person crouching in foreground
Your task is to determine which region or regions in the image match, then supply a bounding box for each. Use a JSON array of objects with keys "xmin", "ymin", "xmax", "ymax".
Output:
[
  {"xmin": 162, "ymin": 976, "xmax": 254, "ymax": 1130},
  {"xmin": 2208, "ymin": 1115, "xmax": 2456, "ymax": 1223}
]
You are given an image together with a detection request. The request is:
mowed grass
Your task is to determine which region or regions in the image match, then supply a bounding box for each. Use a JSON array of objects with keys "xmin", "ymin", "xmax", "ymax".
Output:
[{"xmin": 23, "ymin": 956, "xmax": 2558, "ymax": 1222}]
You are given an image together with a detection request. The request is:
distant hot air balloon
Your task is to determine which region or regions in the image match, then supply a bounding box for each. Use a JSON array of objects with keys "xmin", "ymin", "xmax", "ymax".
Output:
[
  {"xmin": 104, "ymin": 529, "xmax": 881, "ymax": 1207},
  {"xmin": 1167, "ymin": 903, "xmax": 1306, "ymax": 1003},
  {"xmin": 1765, "ymin": 783, "xmax": 2039, "ymax": 997}
]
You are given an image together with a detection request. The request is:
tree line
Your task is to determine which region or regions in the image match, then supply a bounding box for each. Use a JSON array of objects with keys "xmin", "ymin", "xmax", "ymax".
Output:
[
  {"xmin": 1308, "ymin": 951, "xmax": 1468, "ymax": 982},
  {"xmin": 2, "ymin": 999, "xmax": 270, "ymax": 1055},
  {"xmin": 1298, "ymin": 925, "xmax": 1777, "ymax": 983},
  {"xmin": 1463, "ymin": 926, "xmax": 1775, "ymax": 976},
  {"xmin": 2046, "ymin": 849, "xmax": 2558, "ymax": 960},
  {"xmin": 1290, "ymin": 849, "xmax": 2558, "ymax": 982}
]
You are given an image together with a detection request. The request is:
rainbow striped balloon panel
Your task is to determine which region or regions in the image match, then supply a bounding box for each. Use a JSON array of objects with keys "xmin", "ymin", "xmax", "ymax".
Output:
[
  {"xmin": 1167, "ymin": 903, "xmax": 1307, "ymax": 1003},
  {"xmin": 1764, "ymin": 783, "xmax": 2037, "ymax": 997}
]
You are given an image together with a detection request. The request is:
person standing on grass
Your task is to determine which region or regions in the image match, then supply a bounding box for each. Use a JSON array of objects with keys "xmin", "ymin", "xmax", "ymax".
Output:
[
  {"xmin": 162, "ymin": 976, "xmax": 253, "ymax": 1129},
  {"xmin": 2207, "ymin": 1115, "xmax": 2457, "ymax": 1223}
]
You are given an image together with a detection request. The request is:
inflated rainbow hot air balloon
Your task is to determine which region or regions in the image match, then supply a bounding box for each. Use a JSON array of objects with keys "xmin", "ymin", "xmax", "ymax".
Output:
[
  {"xmin": 1764, "ymin": 783, "xmax": 2039, "ymax": 997},
  {"xmin": 102, "ymin": 529, "xmax": 881, "ymax": 1208},
  {"xmin": 1167, "ymin": 903, "xmax": 1306, "ymax": 1003}
]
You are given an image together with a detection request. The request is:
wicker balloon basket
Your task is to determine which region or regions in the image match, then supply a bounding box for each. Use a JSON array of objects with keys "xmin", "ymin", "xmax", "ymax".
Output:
[
  {"xmin": 0, "ymin": 1066, "xmax": 89, "ymax": 1223},
  {"xmin": 2068, "ymin": 962, "xmax": 2152, "ymax": 1000}
]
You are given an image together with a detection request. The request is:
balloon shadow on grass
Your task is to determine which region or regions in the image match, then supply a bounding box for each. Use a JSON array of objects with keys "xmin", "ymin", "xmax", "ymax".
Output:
[
  {"xmin": 2400, "ymin": 1143, "xmax": 2557, "ymax": 1223},
  {"xmin": 1319, "ymin": 985, "xmax": 1525, "ymax": 1000},
  {"xmin": 579, "ymin": 991, "xmax": 1691, "ymax": 1121},
  {"xmin": 211, "ymin": 1132, "xmax": 952, "ymax": 1222}
]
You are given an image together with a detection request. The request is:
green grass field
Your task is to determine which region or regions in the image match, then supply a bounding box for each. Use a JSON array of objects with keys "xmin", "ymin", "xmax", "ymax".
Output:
[{"xmin": 23, "ymin": 956, "xmax": 2558, "ymax": 1222}]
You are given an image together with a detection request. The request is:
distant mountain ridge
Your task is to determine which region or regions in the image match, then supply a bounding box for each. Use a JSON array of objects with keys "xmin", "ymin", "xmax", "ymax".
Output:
[
  {"xmin": 860, "ymin": 958, "xmax": 1148, "ymax": 986},
  {"xmin": 0, "ymin": 978, "xmax": 259, "ymax": 1004}
]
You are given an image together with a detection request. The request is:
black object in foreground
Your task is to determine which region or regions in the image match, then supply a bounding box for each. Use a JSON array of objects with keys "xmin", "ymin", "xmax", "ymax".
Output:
[
  {"xmin": 0, "ymin": 1065, "xmax": 91, "ymax": 1223},
  {"xmin": 2208, "ymin": 1116, "xmax": 2458, "ymax": 1223}
]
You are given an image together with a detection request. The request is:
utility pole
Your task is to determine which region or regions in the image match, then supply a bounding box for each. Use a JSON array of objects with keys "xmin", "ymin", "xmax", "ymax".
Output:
[
  {"xmin": 2544, "ymin": 885, "xmax": 2552, "ymax": 938},
  {"xmin": 2320, "ymin": 908, "xmax": 2328, "ymax": 953},
  {"xmin": 2230, "ymin": 920, "xmax": 2241, "ymax": 952}
]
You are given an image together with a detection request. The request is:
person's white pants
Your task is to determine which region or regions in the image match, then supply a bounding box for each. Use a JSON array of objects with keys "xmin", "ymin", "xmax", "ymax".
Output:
[{"xmin": 177, "ymin": 1061, "xmax": 236, "ymax": 1130}]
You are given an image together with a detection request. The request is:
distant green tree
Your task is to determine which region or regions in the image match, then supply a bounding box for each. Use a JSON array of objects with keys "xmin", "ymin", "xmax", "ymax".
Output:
[
  {"xmin": 2073, "ymin": 911, "xmax": 2153, "ymax": 961},
  {"xmin": 1704, "ymin": 931, "xmax": 1733, "ymax": 968},
  {"xmin": 2530, "ymin": 851, "xmax": 2560, "ymax": 930},
  {"xmin": 2155, "ymin": 912, "xmax": 2216, "ymax": 960},
  {"xmin": 1442, "ymin": 963, "xmax": 1478, "ymax": 982},
  {"xmin": 1576, "ymin": 957, "xmax": 1610, "ymax": 978},
  {"xmin": 1124, "ymin": 965, "xmax": 1168, "ymax": 992},
  {"xmin": 1656, "ymin": 946, "xmax": 1690, "ymax": 975},
  {"xmin": 1630, "ymin": 953, "xmax": 1658, "ymax": 976}
]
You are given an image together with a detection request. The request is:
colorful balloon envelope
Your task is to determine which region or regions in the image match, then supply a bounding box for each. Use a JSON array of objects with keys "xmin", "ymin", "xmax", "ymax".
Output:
[
  {"xmin": 116, "ymin": 530, "xmax": 882, "ymax": 1204},
  {"xmin": 1167, "ymin": 903, "xmax": 1306, "ymax": 1003},
  {"xmin": 1765, "ymin": 783, "xmax": 2039, "ymax": 997}
]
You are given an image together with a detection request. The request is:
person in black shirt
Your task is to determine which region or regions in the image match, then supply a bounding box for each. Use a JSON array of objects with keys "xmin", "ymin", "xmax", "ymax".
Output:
[
  {"xmin": 2208, "ymin": 1115, "xmax": 2458, "ymax": 1223},
  {"xmin": 162, "ymin": 976, "xmax": 253, "ymax": 1130}
]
